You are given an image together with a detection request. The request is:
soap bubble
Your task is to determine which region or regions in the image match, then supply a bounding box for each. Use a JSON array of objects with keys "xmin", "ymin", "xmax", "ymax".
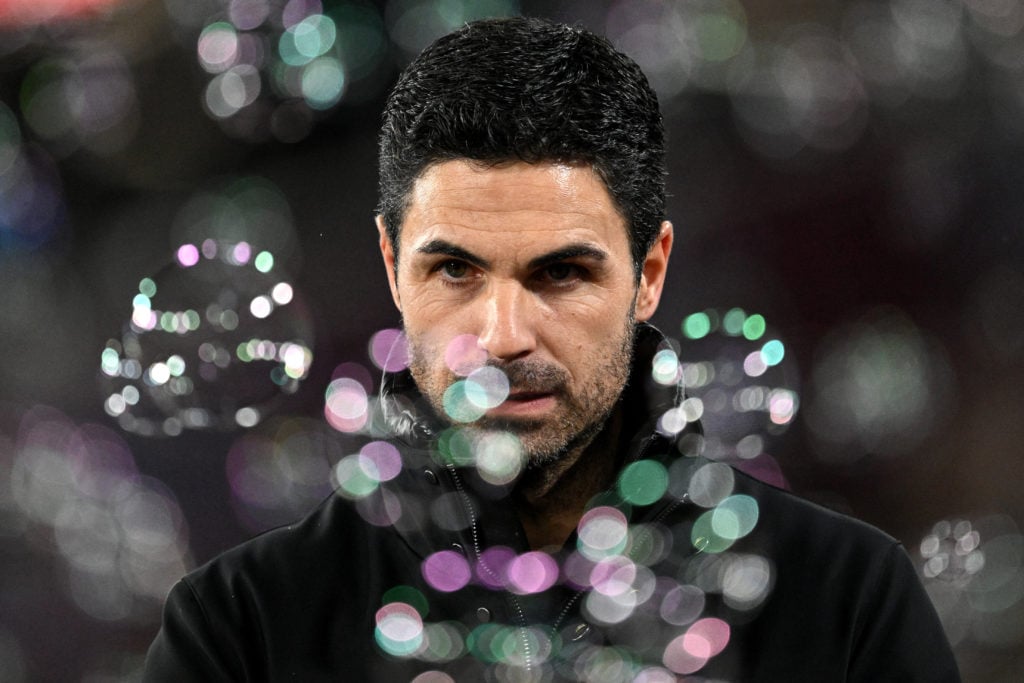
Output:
[{"xmin": 100, "ymin": 239, "xmax": 313, "ymax": 436}]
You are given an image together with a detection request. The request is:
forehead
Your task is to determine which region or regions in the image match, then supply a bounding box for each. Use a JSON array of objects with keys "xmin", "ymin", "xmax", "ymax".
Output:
[{"xmin": 399, "ymin": 160, "xmax": 630, "ymax": 255}]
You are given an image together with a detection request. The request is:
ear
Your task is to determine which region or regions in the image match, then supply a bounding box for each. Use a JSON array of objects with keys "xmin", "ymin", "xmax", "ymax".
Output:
[
  {"xmin": 376, "ymin": 215, "xmax": 402, "ymax": 312},
  {"xmin": 634, "ymin": 221, "xmax": 673, "ymax": 322}
]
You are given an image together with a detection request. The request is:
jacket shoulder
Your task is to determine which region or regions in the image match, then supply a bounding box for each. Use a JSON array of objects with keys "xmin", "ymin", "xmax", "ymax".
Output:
[{"xmin": 730, "ymin": 466, "xmax": 901, "ymax": 552}]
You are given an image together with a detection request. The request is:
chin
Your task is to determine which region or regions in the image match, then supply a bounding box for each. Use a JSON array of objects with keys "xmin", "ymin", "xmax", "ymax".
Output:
[
  {"xmin": 522, "ymin": 448, "xmax": 569, "ymax": 470},
  {"xmin": 521, "ymin": 420, "xmax": 607, "ymax": 471}
]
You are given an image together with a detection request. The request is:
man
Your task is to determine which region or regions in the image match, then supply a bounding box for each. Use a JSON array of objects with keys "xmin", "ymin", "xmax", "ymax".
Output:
[{"xmin": 144, "ymin": 17, "xmax": 960, "ymax": 681}]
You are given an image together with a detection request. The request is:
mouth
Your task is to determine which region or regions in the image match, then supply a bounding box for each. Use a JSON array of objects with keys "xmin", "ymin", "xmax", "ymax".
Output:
[
  {"xmin": 505, "ymin": 391, "xmax": 553, "ymax": 402},
  {"xmin": 488, "ymin": 390, "xmax": 557, "ymax": 416}
]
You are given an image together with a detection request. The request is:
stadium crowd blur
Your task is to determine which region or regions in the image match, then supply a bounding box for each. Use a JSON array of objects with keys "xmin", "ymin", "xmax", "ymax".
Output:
[{"xmin": 1, "ymin": 0, "xmax": 1022, "ymax": 680}]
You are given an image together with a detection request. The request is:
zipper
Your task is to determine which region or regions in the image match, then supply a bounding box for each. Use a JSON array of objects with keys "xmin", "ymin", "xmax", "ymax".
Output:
[
  {"xmin": 445, "ymin": 462, "xmax": 535, "ymax": 671},
  {"xmin": 440, "ymin": 432, "xmax": 692, "ymax": 665},
  {"xmin": 549, "ymin": 433, "xmax": 692, "ymax": 635},
  {"xmin": 549, "ymin": 493, "xmax": 689, "ymax": 634}
]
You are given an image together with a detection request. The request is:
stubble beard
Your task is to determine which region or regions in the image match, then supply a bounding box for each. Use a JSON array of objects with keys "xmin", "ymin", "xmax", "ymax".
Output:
[{"xmin": 406, "ymin": 315, "xmax": 636, "ymax": 468}]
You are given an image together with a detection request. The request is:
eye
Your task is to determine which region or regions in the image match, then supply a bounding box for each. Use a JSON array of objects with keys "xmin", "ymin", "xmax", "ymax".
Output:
[
  {"xmin": 541, "ymin": 263, "xmax": 581, "ymax": 283},
  {"xmin": 440, "ymin": 260, "xmax": 470, "ymax": 279}
]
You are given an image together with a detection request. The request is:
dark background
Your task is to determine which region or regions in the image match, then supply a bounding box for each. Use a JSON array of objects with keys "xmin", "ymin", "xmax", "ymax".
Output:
[{"xmin": 1, "ymin": 0, "xmax": 1022, "ymax": 680}]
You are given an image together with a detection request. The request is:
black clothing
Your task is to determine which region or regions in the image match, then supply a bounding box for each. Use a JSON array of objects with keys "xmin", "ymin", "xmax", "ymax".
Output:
[{"xmin": 144, "ymin": 325, "xmax": 960, "ymax": 681}]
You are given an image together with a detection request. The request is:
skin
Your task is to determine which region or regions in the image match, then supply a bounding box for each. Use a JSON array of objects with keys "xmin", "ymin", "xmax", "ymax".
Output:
[{"xmin": 377, "ymin": 159, "xmax": 672, "ymax": 549}]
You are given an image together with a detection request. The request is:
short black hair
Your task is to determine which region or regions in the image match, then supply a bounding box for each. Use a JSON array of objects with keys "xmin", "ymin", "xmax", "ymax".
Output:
[{"xmin": 377, "ymin": 16, "xmax": 666, "ymax": 277}]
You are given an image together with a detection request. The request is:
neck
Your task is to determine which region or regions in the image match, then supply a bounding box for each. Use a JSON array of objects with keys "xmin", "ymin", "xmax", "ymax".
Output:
[{"xmin": 514, "ymin": 408, "xmax": 624, "ymax": 551}]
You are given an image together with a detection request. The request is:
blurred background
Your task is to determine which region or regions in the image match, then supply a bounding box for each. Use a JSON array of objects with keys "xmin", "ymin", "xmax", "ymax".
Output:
[{"xmin": 1, "ymin": 0, "xmax": 1022, "ymax": 680}]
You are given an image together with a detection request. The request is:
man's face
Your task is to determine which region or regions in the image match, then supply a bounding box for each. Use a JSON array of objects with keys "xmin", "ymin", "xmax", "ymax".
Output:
[{"xmin": 378, "ymin": 160, "xmax": 671, "ymax": 465}]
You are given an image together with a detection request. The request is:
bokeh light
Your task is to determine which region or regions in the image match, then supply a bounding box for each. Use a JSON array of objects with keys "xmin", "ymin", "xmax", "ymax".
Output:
[
  {"xmin": 919, "ymin": 515, "xmax": 1024, "ymax": 649},
  {"xmin": 2, "ymin": 1, "xmax": 1023, "ymax": 679},
  {"xmin": 662, "ymin": 617, "xmax": 730, "ymax": 674},
  {"xmin": 964, "ymin": 264, "xmax": 1024, "ymax": 362},
  {"xmin": 325, "ymin": 373, "xmax": 370, "ymax": 434},
  {"xmin": 445, "ymin": 334, "xmax": 486, "ymax": 376},
  {"xmin": 721, "ymin": 553, "xmax": 773, "ymax": 610},
  {"xmin": 418, "ymin": 621, "xmax": 467, "ymax": 663},
  {"xmin": 674, "ymin": 308, "xmax": 796, "ymax": 488},
  {"xmin": 411, "ymin": 671, "xmax": 455, "ymax": 683},
  {"xmin": 472, "ymin": 430, "xmax": 524, "ymax": 486},
  {"xmin": 660, "ymin": 583, "xmax": 706, "ymax": 627},
  {"xmin": 471, "ymin": 545, "xmax": 513, "ymax": 592},
  {"xmin": 651, "ymin": 347, "xmax": 682, "ymax": 386},
  {"xmin": 186, "ymin": 0, "xmax": 391, "ymax": 141},
  {"xmin": 7, "ymin": 406, "xmax": 191, "ymax": 622},
  {"xmin": 0, "ymin": 102, "xmax": 67, "ymax": 251},
  {"xmin": 225, "ymin": 418, "xmax": 338, "ymax": 531},
  {"xmin": 442, "ymin": 380, "xmax": 487, "ymax": 423},
  {"xmin": 170, "ymin": 176, "xmax": 300, "ymax": 261},
  {"xmin": 385, "ymin": 0, "xmax": 520, "ymax": 60},
  {"xmin": 617, "ymin": 459, "xmax": 669, "ymax": 506},
  {"xmin": 633, "ymin": 667, "xmax": 676, "ymax": 683},
  {"xmin": 710, "ymin": 494, "xmax": 759, "ymax": 541},
  {"xmin": 422, "ymin": 550, "xmax": 472, "ymax": 593},
  {"xmin": 464, "ymin": 366, "xmax": 510, "ymax": 410},
  {"xmin": 369, "ymin": 328, "xmax": 410, "ymax": 372},
  {"xmin": 101, "ymin": 237, "xmax": 313, "ymax": 436},
  {"xmin": 375, "ymin": 601, "xmax": 425, "ymax": 657},
  {"xmin": 577, "ymin": 506, "xmax": 630, "ymax": 561},
  {"xmin": 19, "ymin": 43, "xmax": 140, "ymax": 157},
  {"xmin": 803, "ymin": 307, "xmax": 954, "ymax": 463},
  {"xmin": 507, "ymin": 551, "xmax": 559, "ymax": 595},
  {"xmin": 0, "ymin": 0, "xmax": 125, "ymax": 26}
]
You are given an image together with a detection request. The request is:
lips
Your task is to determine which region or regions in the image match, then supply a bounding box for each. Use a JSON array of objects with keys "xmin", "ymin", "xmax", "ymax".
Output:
[
  {"xmin": 505, "ymin": 391, "xmax": 552, "ymax": 402},
  {"xmin": 477, "ymin": 360, "xmax": 568, "ymax": 415},
  {"xmin": 488, "ymin": 390, "xmax": 557, "ymax": 416}
]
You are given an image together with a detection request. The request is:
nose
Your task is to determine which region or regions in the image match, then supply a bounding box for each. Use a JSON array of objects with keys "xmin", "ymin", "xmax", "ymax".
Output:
[{"xmin": 476, "ymin": 281, "xmax": 537, "ymax": 361}]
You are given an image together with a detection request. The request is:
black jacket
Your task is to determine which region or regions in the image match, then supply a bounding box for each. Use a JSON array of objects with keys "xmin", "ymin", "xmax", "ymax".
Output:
[{"xmin": 144, "ymin": 325, "xmax": 960, "ymax": 681}]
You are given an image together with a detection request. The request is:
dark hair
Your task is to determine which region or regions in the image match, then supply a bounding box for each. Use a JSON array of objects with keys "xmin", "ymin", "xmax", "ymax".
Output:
[{"xmin": 377, "ymin": 16, "xmax": 666, "ymax": 277}]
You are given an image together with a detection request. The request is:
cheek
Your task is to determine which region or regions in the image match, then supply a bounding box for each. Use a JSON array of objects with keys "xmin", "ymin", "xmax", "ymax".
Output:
[
  {"xmin": 545, "ymin": 303, "xmax": 633, "ymax": 368},
  {"xmin": 405, "ymin": 322, "xmax": 464, "ymax": 383},
  {"xmin": 549, "ymin": 291, "xmax": 635, "ymax": 337},
  {"xmin": 397, "ymin": 285, "xmax": 458, "ymax": 329}
]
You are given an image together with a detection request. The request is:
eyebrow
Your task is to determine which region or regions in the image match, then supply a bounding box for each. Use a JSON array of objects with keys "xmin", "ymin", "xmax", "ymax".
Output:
[
  {"xmin": 527, "ymin": 244, "xmax": 608, "ymax": 270},
  {"xmin": 415, "ymin": 240, "xmax": 491, "ymax": 269},
  {"xmin": 415, "ymin": 239, "xmax": 609, "ymax": 271}
]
